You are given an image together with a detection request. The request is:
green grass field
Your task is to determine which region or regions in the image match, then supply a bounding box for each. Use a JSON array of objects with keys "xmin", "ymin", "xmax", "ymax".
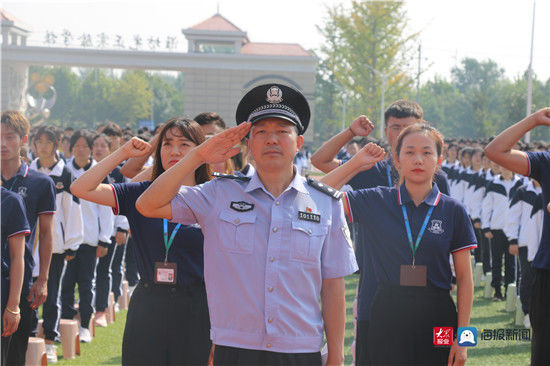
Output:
[{"xmin": 52, "ymin": 274, "xmax": 530, "ymax": 365}]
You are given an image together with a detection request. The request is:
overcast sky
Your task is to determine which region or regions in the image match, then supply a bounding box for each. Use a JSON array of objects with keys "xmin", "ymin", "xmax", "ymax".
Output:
[{"xmin": 4, "ymin": 0, "xmax": 549, "ymax": 83}]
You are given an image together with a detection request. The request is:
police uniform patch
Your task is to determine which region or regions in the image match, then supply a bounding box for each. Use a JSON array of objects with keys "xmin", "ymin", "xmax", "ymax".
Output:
[
  {"xmin": 306, "ymin": 177, "xmax": 342, "ymax": 200},
  {"xmin": 341, "ymin": 225, "xmax": 353, "ymax": 248},
  {"xmin": 230, "ymin": 201, "xmax": 254, "ymax": 212},
  {"xmin": 298, "ymin": 211, "xmax": 320, "ymax": 223},
  {"xmin": 212, "ymin": 171, "xmax": 251, "ymax": 181}
]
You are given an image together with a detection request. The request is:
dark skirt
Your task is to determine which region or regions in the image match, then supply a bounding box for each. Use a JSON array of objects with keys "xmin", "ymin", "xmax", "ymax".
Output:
[{"xmin": 366, "ymin": 285, "xmax": 457, "ymax": 366}]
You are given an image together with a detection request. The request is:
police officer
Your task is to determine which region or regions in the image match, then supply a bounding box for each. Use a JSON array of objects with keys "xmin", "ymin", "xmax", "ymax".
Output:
[{"xmin": 137, "ymin": 84, "xmax": 358, "ymax": 365}]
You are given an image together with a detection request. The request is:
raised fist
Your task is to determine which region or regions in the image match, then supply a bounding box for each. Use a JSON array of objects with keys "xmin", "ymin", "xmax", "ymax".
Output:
[
  {"xmin": 350, "ymin": 115, "xmax": 375, "ymax": 137},
  {"xmin": 122, "ymin": 137, "xmax": 152, "ymax": 158},
  {"xmin": 353, "ymin": 143, "xmax": 386, "ymax": 171}
]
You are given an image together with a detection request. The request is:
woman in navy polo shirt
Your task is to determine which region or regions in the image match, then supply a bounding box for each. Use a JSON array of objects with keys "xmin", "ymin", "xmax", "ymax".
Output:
[
  {"xmin": 321, "ymin": 124, "xmax": 476, "ymax": 365},
  {"xmin": 70, "ymin": 118, "xmax": 211, "ymax": 366}
]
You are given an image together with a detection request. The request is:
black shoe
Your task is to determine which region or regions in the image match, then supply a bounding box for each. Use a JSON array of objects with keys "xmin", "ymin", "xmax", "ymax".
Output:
[{"xmin": 493, "ymin": 291, "xmax": 504, "ymax": 301}]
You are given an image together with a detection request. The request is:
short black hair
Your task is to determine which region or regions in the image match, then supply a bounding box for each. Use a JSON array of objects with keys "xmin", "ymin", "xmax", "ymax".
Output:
[
  {"xmin": 35, "ymin": 125, "xmax": 60, "ymax": 150},
  {"xmin": 70, "ymin": 129, "xmax": 95, "ymax": 152},
  {"xmin": 384, "ymin": 100, "xmax": 423, "ymax": 126},
  {"xmin": 102, "ymin": 122, "xmax": 123, "ymax": 137},
  {"xmin": 193, "ymin": 112, "xmax": 226, "ymax": 129}
]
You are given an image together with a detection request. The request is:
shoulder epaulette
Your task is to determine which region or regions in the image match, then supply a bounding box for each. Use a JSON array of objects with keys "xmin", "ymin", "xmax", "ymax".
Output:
[
  {"xmin": 306, "ymin": 177, "xmax": 342, "ymax": 200},
  {"xmin": 212, "ymin": 171, "xmax": 251, "ymax": 181}
]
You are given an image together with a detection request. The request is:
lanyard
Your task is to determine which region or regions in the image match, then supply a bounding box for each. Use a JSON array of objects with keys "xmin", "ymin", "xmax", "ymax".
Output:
[
  {"xmin": 400, "ymin": 202, "xmax": 436, "ymax": 266},
  {"xmin": 386, "ymin": 163, "xmax": 393, "ymax": 187},
  {"xmin": 163, "ymin": 219, "xmax": 181, "ymax": 263},
  {"xmin": 4, "ymin": 176, "xmax": 20, "ymax": 192}
]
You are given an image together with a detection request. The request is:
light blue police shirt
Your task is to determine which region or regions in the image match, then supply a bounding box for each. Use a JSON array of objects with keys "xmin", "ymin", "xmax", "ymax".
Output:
[{"xmin": 170, "ymin": 170, "xmax": 358, "ymax": 353}]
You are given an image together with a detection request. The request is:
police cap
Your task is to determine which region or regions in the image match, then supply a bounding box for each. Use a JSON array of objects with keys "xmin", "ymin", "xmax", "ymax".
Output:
[{"xmin": 235, "ymin": 84, "xmax": 310, "ymax": 135}]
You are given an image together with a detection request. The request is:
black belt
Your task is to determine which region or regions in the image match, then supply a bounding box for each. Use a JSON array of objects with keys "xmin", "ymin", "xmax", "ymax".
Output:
[{"xmin": 137, "ymin": 280, "xmax": 205, "ymax": 295}]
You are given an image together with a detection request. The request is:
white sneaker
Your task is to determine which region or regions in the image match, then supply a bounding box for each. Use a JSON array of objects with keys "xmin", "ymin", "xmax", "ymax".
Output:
[
  {"xmin": 79, "ymin": 326, "xmax": 92, "ymax": 343},
  {"xmin": 523, "ymin": 314, "xmax": 531, "ymax": 329},
  {"xmin": 45, "ymin": 344, "xmax": 58, "ymax": 363},
  {"xmin": 114, "ymin": 303, "xmax": 120, "ymax": 313}
]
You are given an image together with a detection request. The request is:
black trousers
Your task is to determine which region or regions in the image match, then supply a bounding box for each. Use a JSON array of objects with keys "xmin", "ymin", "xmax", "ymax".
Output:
[
  {"xmin": 530, "ymin": 268, "xmax": 550, "ymax": 366},
  {"xmin": 42, "ymin": 253, "xmax": 66, "ymax": 341},
  {"xmin": 61, "ymin": 244, "xmax": 97, "ymax": 328},
  {"xmin": 2, "ymin": 297, "xmax": 35, "ymax": 366},
  {"xmin": 122, "ymin": 281, "xmax": 211, "ymax": 366},
  {"xmin": 95, "ymin": 239, "xmax": 117, "ymax": 311},
  {"xmin": 490, "ymin": 230, "xmax": 515, "ymax": 292},
  {"xmin": 480, "ymin": 232, "xmax": 492, "ymax": 274},
  {"xmin": 214, "ymin": 345, "xmax": 321, "ymax": 366},
  {"xmin": 124, "ymin": 237, "xmax": 139, "ymax": 286},
  {"xmin": 367, "ymin": 285, "xmax": 457, "ymax": 365},
  {"xmin": 355, "ymin": 320, "xmax": 370, "ymax": 366},
  {"xmin": 518, "ymin": 247, "xmax": 534, "ymax": 315},
  {"xmin": 111, "ymin": 242, "xmax": 126, "ymax": 301}
]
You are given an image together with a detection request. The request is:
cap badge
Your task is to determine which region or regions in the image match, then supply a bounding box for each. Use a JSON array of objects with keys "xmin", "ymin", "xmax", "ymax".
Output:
[{"xmin": 266, "ymin": 86, "xmax": 283, "ymax": 104}]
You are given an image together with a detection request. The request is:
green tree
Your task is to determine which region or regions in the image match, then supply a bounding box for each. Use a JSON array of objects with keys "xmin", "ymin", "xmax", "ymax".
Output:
[
  {"xmin": 147, "ymin": 73, "xmax": 185, "ymax": 124},
  {"xmin": 72, "ymin": 69, "xmax": 115, "ymax": 126},
  {"xmin": 110, "ymin": 70, "xmax": 153, "ymax": 126},
  {"xmin": 317, "ymin": 0, "xmax": 417, "ymax": 137}
]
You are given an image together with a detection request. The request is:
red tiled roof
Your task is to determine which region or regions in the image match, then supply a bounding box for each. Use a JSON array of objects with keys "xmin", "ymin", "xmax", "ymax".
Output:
[
  {"xmin": 188, "ymin": 14, "xmax": 243, "ymax": 32},
  {"xmin": 241, "ymin": 43, "xmax": 311, "ymax": 57},
  {"xmin": 1, "ymin": 9, "xmax": 23, "ymax": 25}
]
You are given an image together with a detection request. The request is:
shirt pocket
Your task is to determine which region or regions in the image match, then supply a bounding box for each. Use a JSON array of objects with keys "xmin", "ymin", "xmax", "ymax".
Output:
[
  {"xmin": 219, "ymin": 210, "xmax": 256, "ymax": 254},
  {"xmin": 290, "ymin": 221, "xmax": 328, "ymax": 263}
]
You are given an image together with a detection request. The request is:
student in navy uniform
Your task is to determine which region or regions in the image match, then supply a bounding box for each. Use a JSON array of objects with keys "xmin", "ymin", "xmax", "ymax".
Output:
[
  {"xmin": 61, "ymin": 130, "xmax": 114, "ymax": 343},
  {"xmin": 310, "ymin": 101, "xmax": 451, "ymax": 365},
  {"xmin": 1, "ymin": 187, "xmax": 30, "ymax": 366},
  {"xmin": 30, "ymin": 126, "xmax": 84, "ymax": 362},
  {"xmin": 321, "ymin": 124, "xmax": 476, "ymax": 365},
  {"xmin": 484, "ymin": 107, "xmax": 550, "ymax": 365},
  {"xmin": 481, "ymin": 165, "xmax": 522, "ymax": 300},
  {"xmin": 1, "ymin": 111, "xmax": 56, "ymax": 366},
  {"xmin": 138, "ymin": 84, "xmax": 358, "ymax": 365},
  {"xmin": 90, "ymin": 133, "xmax": 129, "ymax": 327},
  {"xmin": 70, "ymin": 118, "xmax": 212, "ymax": 365}
]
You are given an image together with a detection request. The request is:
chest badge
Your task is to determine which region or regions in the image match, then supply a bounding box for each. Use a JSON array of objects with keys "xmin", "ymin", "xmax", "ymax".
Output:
[
  {"xmin": 428, "ymin": 220, "xmax": 444, "ymax": 234},
  {"xmin": 230, "ymin": 201, "xmax": 254, "ymax": 212},
  {"xmin": 56, "ymin": 181, "xmax": 64, "ymax": 190},
  {"xmin": 298, "ymin": 209, "xmax": 321, "ymax": 223}
]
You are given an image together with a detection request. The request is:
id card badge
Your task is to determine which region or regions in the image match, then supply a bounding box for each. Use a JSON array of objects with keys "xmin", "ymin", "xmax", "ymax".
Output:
[
  {"xmin": 400, "ymin": 265, "xmax": 427, "ymax": 287},
  {"xmin": 154, "ymin": 262, "xmax": 177, "ymax": 284}
]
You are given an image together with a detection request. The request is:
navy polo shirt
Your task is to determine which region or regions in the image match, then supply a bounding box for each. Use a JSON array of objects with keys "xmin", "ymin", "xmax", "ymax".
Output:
[
  {"xmin": 1, "ymin": 162, "xmax": 56, "ymax": 296},
  {"xmin": 111, "ymin": 181, "xmax": 204, "ymax": 286},
  {"xmin": 527, "ymin": 151, "xmax": 550, "ymax": 269},
  {"xmin": 345, "ymin": 183, "xmax": 477, "ymax": 321},
  {"xmin": 1, "ymin": 187, "xmax": 31, "ymax": 309}
]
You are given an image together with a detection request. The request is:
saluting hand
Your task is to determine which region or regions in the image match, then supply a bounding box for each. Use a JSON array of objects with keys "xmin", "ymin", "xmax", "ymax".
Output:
[
  {"xmin": 195, "ymin": 122, "xmax": 251, "ymax": 164},
  {"xmin": 350, "ymin": 115, "xmax": 375, "ymax": 136},
  {"xmin": 530, "ymin": 107, "xmax": 550, "ymax": 126},
  {"xmin": 122, "ymin": 137, "xmax": 152, "ymax": 159},
  {"xmin": 351, "ymin": 143, "xmax": 386, "ymax": 171}
]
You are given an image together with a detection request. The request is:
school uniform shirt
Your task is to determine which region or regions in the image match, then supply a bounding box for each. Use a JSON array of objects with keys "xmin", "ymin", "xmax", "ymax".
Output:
[
  {"xmin": 1, "ymin": 162, "xmax": 56, "ymax": 296},
  {"xmin": 527, "ymin": 151, "xmax": 550, "ymax": 270},
  {"xmin": 449, "ymin": 166, "xmax": 466, "ymax": 203},
  {"xmin": 481, "ymin": 174, "xmax": 523, "ymax": 232},
  {"xmin": 504, "ymin": 182, "xmax": 543, "ymax": 262},
  {"xmin": 111, "ymin": 181, "xmax": 205, "ymax": 286},
  {"xmin": 107, "ymin": 167, "xmax": 130, "ymax": 237},
  {"xmin": 170, "ymin": 171, "xmax": 358, "ymax": 353},
  {"xmin": 30, "ymin": 158, "xmax": 83, "ymax": 255},
  {"xmin": 344, "ymin": 183, "xmax": 477, "ymax": 321},
  {"xmin": 1, "ymin": 187, "xmax": 31, "ymax": 309},
  {"xmin": 467, "ymin": 170, "xmax": 487, "ymax": 223},
  {"xmin": 66, "ymin": 158, "xmax": 113, "ymax": 247}
]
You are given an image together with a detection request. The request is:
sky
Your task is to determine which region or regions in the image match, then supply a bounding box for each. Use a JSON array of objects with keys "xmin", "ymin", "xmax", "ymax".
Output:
[{"xmin": 4, "ymin": 0, "xmax": 550, "ymax": 83}]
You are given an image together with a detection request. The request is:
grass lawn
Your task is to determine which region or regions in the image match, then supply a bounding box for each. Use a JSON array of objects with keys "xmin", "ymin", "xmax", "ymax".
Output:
[{"xmin": 52, "ymin": 274, "xmax": 530, "ymax": 365}]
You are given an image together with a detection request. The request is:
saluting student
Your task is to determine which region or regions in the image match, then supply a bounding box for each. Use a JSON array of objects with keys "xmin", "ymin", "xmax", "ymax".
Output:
[
  {"xmin": 30, "ymin": 126, "xmax": 83, "ymax": 362},
  {"xmin": 484, "ymin": 108, "xmax": 550, "ymax": 365},
  {"xmin": 137, "ymin": 84, "xmax": 357, "ymax": 365},
  {"xmin": 481, "ymin": 165, "xmax": 522, "ymax": 300},
  {"xmin": 70, "ymin": 118, "xmax": 212, "ymax": 366},
  {"xmin": 321, "ymin": 123, "xmax": 475, "ymax": 365},
  {"xmin": 61, "ymin": 130, "xmax": 114, "ymax": 343}
]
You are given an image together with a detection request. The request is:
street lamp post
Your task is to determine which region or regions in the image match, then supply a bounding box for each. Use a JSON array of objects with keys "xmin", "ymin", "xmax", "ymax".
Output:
[{"xmin": 364, "ymin": 63, "xmax": 389, "ymax": 140}]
